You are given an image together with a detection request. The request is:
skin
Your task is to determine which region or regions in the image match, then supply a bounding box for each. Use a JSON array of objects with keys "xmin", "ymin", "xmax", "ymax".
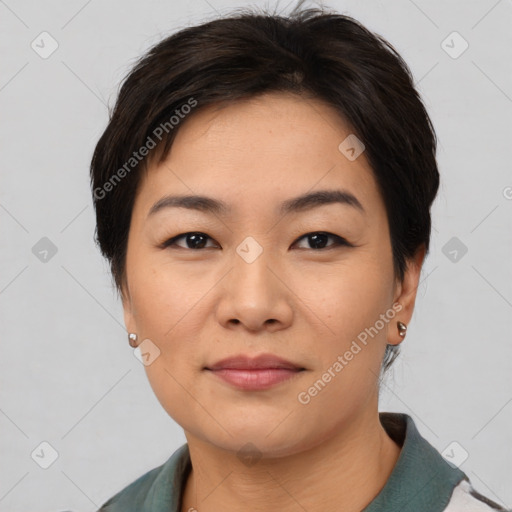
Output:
[{"xmin": 122, "ymin": 91, "xmax": 426, "ymax": 512}]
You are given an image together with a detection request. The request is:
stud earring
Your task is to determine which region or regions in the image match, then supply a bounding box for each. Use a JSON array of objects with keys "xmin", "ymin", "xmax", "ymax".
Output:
[
  {"xmin": 128, "ymin": 333, "xmax": 138, "ymax": 347},
  {"xmin": 397, "ymin": 321, "xmax": 407, "ymax": 337}
]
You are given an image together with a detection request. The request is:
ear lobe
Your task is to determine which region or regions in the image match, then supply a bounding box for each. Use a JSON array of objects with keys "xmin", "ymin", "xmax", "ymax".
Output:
[{"xmin": 389, "ymin": 244, "xmax": 427, "ymax": 345}]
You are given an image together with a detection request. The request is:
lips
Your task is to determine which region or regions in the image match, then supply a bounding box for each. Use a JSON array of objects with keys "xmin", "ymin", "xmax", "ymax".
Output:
[
  {"xmin": 205, "ymin": 353, "xmax": 305, "ymax": 371},
  {"xmin": 204, "ymin": 354, "xmax": 306, "ymax": 390}
]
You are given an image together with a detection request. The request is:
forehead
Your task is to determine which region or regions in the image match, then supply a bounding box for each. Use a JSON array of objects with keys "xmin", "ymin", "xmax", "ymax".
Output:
[{"xmin": 135, "ymin": 92, "xmax": 381, "ymax": 219}]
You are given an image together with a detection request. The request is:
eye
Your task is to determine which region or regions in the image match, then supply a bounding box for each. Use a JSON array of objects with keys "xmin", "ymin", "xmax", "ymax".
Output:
[
  {"xmin": 160, "ymin": 231, "xmax": 351, "ymax": 251},
  {"xmin": 161, "ymin": 232, "xmax": 218, "ymax": 250},
  {"xmin": 293, "ymin": 232, "xmax": 351, "ymax": 250}
]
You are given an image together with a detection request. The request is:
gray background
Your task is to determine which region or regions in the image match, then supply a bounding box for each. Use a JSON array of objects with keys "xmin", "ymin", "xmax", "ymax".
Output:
[{"xmin": 1, "ymin": 0, "xmax": 511, "ymax": 510}]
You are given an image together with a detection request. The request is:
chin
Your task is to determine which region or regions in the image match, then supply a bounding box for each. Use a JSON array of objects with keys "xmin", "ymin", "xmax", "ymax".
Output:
[{"xmin": 188, "ymin": 420, "xmax": 316, "ymax": 460}]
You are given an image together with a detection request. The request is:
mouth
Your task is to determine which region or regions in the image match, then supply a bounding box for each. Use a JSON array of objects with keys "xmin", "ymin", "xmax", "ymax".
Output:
[
  {"xmin": 205, "ymin": 353, "xmax": 306, "ymax": 371},
  {"xmin": 204, "ymin": 353, "xmax": 306, "ymax": 391}
]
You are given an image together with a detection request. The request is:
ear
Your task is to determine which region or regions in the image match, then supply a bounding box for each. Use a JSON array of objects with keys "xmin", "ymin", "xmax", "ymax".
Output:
[
  {"xmin": 388, "ymin": 244, "xmax": 427, "ymax": 346},
  {"xmin": 121, "ymin": 281, "xmax": 138, "ymax": 341}
]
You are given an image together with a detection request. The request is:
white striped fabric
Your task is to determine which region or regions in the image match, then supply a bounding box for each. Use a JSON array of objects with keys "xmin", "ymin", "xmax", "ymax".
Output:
[{"xmin": 445, "ymin": 479, "xmax": 510, "ymax": 511}]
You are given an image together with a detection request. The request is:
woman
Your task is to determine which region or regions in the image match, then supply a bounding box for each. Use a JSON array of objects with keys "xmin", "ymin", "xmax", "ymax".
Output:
[{"xmin": 89, "ymin": 2, "xmax": 508, "ymax": 511}]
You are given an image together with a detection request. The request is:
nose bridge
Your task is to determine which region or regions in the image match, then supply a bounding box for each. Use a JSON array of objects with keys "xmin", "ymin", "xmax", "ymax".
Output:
[
  {"xmin": 220, "ymin": 232, "xmax": 288, "ymax": 324},
  {"xmin": 214, "ymin": 231, "xmax": 294, "ymax": 331},
  {"xmin": 232, "ymin": 235, "xmax": 275, "ymax": 295}
]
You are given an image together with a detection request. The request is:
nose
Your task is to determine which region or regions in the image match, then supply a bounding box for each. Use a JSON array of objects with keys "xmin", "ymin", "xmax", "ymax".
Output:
[{"xmin": 215, "ymin": 244, "xmax": 293, "ymax": 332}]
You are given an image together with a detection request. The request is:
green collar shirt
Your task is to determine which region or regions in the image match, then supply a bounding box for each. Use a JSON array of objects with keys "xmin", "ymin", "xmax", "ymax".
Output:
[{"xmin": 97, "ymin": 412, "xmax": 508, "ymax": 512}]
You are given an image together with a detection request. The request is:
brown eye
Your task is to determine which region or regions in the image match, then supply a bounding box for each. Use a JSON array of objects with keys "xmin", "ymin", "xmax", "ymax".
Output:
[
  {"xmin": 162, "ymin": 232, "xmax": 218, "ymax": 250},
  {"xmin": 160, "ymin": 231, "xmax": 351, "ymax": 251},
  {"xmin": 294, "ymin": 232, "xmax": 351, "ymax": 250}
]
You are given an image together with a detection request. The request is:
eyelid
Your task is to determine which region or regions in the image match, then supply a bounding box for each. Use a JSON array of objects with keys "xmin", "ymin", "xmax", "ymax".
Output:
[
  {"xmin": 160, "ymin": 231, "xmax": 353, "ymax": 250},
  {"xmin": 294, "ymin": 232, "xmax": 352, "ymax": 249},
  {"xmin": 159, "ymin": 232, "xmax": 219, "ymax": 250}
]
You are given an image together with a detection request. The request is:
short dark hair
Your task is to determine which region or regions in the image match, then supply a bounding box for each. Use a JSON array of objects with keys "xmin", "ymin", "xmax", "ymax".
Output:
[{"xmin": 90, "ymin": 1, "xmax": 439, "ymax": 374}]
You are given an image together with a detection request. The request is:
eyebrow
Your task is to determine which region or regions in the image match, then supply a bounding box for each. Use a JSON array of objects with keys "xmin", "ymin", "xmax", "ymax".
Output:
[{"xmin": 147, "ymin": 189, "xmax": 365, "ymax": 219}]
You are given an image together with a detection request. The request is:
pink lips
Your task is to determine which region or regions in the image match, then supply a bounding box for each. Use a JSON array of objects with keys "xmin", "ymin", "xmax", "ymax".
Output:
[{"xmin": 205, "ymin": 354, "xmax": 305, "ymax": 390}]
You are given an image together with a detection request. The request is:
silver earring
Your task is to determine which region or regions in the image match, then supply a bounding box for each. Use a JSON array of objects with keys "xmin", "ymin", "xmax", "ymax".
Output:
[
  {"xmin": 128, "ymin": 333, "xmax": 138, "ymax": 347},
  {"xmin": 397, "ymin": 321, "xmax": 407, "ymax": 337}
]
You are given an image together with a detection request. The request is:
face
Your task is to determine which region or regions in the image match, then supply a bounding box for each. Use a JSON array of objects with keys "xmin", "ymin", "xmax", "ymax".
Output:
[{"xmin": 122, "ymin": 92, "xmax": 423, "ymax": 457}]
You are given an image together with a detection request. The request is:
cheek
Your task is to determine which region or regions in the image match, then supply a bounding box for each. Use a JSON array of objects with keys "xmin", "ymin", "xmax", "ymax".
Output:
[
  {"xmin": 128, "ymin": 259, "xmax": 201, "ymax": 338},
  {"xmin": 127, "ymin": 259, "xmax": 208, "ymax": 377},
  {"xmin": 294, "ymin": 268, "xmax": 392, "ymax": 415},
  {"xmin": 142, "ymin": 360, "xmax": 203, "ymax": 438},
  {"xmin": 306, "ymin": 261, "xmax": 393, "ymax": 339},
  {"xmin": 129, "ymin": 264, "xmax": 205, "ymax": 424},
  {"xmin": 297, "ymin": 261, "xmax": 394, "ymax": 403}
]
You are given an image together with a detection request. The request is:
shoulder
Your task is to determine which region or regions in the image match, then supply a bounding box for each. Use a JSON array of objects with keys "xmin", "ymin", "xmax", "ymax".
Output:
[
  {"xmin": 371, "ymin": 413, "xmax": 509, "ymax": 512},
  {"xmin": 444, "ymin": 479, "xmax": 510, "ymax": 512},
  {"xmin": 97, "ymin": 462, "xmax": 167, "ymax": 511},
  {"xmin": 96, "ymin": 443, "xmax": 190, "ymax": 512}
]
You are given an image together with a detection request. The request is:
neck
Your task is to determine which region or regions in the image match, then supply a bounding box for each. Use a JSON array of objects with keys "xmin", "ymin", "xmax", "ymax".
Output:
[{"xmin": 181, "ymin": 408, "xmax": 402, "ymax": 512}]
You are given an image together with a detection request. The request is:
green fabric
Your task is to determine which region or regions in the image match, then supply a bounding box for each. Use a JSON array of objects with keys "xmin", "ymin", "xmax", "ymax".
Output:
[
  {"xmin": 98, "ymin": 412, "xmax": 467, "ymax": 512},
  {"xmin": 362, "ymin": 413, "xmax": 466, "ymax": 511}
]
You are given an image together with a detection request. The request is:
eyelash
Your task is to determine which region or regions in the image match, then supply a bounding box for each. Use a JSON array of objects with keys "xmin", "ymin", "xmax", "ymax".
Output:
[{"xmin": 160, "ymin": 231, "xmax": 352, "ymax": 251}]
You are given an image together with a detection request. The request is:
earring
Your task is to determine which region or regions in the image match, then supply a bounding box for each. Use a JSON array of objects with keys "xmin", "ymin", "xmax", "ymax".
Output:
[
  {"xmin": 397, "ymin": 321, "xmax": 407, "ymax": 337},
  {"xmin": 128, "ymin": 333, "xmax": 138, "ymax": 347}
]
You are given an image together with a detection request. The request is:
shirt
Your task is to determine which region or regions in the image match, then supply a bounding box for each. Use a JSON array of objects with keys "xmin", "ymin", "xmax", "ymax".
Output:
[{"xmin": 96, "ymin": 412, "xmax": 509, "ymax": 512}]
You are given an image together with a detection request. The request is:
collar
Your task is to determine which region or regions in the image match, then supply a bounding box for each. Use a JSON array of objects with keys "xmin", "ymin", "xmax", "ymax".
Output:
[
  {"xmin": 362, "ymin": 412, "xmax": 466, "ymax": 511},
  {"xmin": 100, "ymin": 412, "xmax": 467, "ymax": 512}
]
